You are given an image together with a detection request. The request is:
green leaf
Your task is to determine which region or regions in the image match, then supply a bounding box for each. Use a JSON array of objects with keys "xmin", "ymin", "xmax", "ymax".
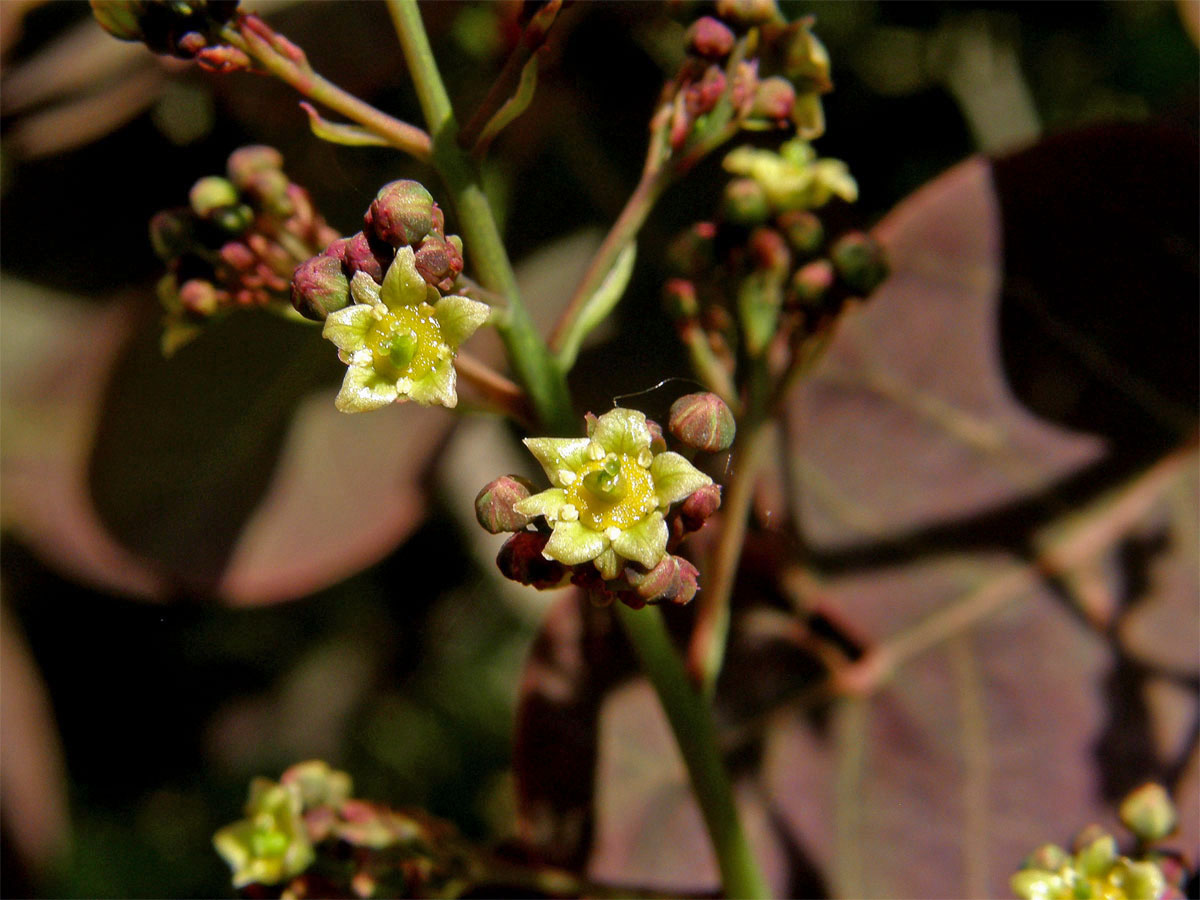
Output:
[
  {"xmin": 556, "ymin": 241, "xmax": 636, "ymax": 371},
  {"xmin": 300, "ymin": 101, "xmax": 390, "ymax": 148}
]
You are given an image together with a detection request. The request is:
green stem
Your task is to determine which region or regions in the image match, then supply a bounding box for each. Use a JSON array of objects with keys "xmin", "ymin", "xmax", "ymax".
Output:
[
  {"xmin": 686, "ymin": 411, "xmax": 774, "ymax": 697},
  {"xmin": 223, "ymin": 18, "xmax": 432, "ymax": 163},
  {"xmin": 616, "ymin": 603, "xmax": 772, "ymax": 900},
  {"xmin": 386, "ymin": 0, "xmax": 574, "ymax": 434}
]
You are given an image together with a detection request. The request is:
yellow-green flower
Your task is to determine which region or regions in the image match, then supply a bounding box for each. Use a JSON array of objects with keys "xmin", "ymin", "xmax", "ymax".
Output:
[
  {"xmin": 723, "ymin": 138, "xmax": 857, "ymax": 212},
  {"xmin": 1011, "ymin": 836, "xmax": 1167, "ymax": 900},
  {"xmin": 322, "ymin": 246, "xmax": 489, "ymax": 412},
  {"xmin": 514, "ymin": 408, "xmax": 712, "ymax": 580},
  {"xmin": 213, "ymin": 778, "xmax": 315, "ymax": 888}
]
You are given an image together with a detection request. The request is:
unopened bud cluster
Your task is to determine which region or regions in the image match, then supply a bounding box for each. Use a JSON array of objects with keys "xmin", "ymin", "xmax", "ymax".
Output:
[
  {"xmin": 1012, "ymin": 783, "xmax": 1188, "ymax": 900},
  {"xmin": 151, "ymin": 145, "xmax": 338, "ymax": 354},
  {"xmin": 478, "ymin": 405, "xmax": 732, "ymax": 609},
  {"xmin": 665, "ymin": 138, "xmax": 886, "ymax": 377},
  {"xmin": 659, "ymin": 3, "xmax": 832, "ymax": 156},
  {"xmin": 292, "ymin": 180, "xmax": 464, "ymax": 323},
  {"xmin": 213, "ymin": 760, "xmax": 472, "ymax": 897},
  {"xmin": 91, "ymin": 0, "xmax": 239, "ymax": 60}
]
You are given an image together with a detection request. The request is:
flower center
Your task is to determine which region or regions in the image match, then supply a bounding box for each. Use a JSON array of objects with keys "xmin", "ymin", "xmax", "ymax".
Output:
[
  {"xmin": 365, "ymin": 302, "xmax": 447, "ymax": 381},
  {"xmin": 567, "ymin": 452, "xmax": 657, "ymax": 532}
]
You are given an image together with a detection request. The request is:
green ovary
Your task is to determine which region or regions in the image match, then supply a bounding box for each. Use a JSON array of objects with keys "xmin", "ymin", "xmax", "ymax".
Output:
[
  {"xmin": 365, "ymin": 302, "xmax": 447, "ymax": 381},
  {"xmin": 567, "ymin": 454, "xmax": 657, "ymax": 532}
]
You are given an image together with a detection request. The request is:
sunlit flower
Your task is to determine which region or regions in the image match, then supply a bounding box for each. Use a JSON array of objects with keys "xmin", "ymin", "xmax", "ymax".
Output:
[
  {"xmin": 322, "ymin": 246, "xmax": 489, "ymax": 412},
  {"xmin": 514, "ymin": 408, "xmax": 712, "ymax": 580},
  {"xmin": 212, "ymin": 778, "xmax": 314, "ymax": 888}
]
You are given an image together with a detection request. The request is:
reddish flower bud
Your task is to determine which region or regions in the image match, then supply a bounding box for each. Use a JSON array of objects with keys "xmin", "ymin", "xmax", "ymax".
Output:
[
  {"xmin": 321, "ymin": 237, "xmax": 351, "ymax": 265},
  {"xmin": 497, "ymin": 532, "xmax": 570, "ymax": 590},
  {"xmin": 749, "ymin": 76, "xmax": 796, "ymax": 124},
  {"xmin": 291, "ymin": 255, "xmax": 350, "ymax": 321},
  {"xmin": 715, "ymin": 0, "xmax": 782, "ymax": 28},
  {"xmin": 679, "ymin": 482, "xmax": 722, "ymax": 531},
  {"xmin": 790, "ymin": 258, "xmax": 835, "ymax": 307},
  {"xmin": 414, "ymin": 233, "xmax": 463, "ymax": 292},
  {"xmin": 367, "ymin": 180, "xmax": 435, "ymax": 247},
  {"xmin": 669, "ymin": 392, "xmax": 736, "ymax": 452},
  {"xmin": 178, "ymin": 278, "xmax": 221, "ymax": 316},
  {"xmin": 663, "ymin": 278, "xmax": 699, "ymax": 320},
  {"xmin": 474, "ymin": 475, "xmax": 534, "ymax": 534},
  {"xmin": 226, "ymin": 145, "xmax": 284, "ymax": 189},
  {"xmin": 343, "ymin": 231, "xmax": 392, "ymax": 284},
  {"xmin": 748, "ymin": 226, "xmax": 791, "ymax": 273},
  {"xmin": 630, "ymin": 554, "xmax": 700, "ymax": 605},
  {"xmin": 666, "ymin": 222, "xmax": 717, "ymax": 275},
  {"xmin": 684, "ymin": 66, "xmax": 728, "ymax": 118},
  {"xmin": 686, "ymin": 16, "xmax": 736, "ymax": 59}
]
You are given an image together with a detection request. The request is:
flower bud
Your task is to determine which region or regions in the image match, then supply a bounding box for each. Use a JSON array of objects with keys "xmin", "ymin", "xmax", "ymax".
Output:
[
  {"xmin": 497, "ymin": 532, "xmax": 570, "ymax": 590},
  {"xmin": 684, "ymin": 66, "xmax": 728, "ymax": 118},
  {"xmin": 321, "ymin": 237, "xmax": 351, "ymax": 265},
  {"xmin": 226, "ymin": 145, "xmax": 284, "ymax": 190},
  {"xmin": 1119, "ymin": 783, "xmax": 1177, "ymax": 844},
  {"xmin": 748, "ymin": 226, "xmax": 791, "ymax": 273},
  {"xmin": 831, "ymin": 231, "xmax": 888, "ymax": 295},
  {"xmin": 1022, "ymin": 844, "xmax": 1069, "ymax": 872},
  {"xmin": 291, "ymin": 255, "xmax": 350, "ymax": 321},
  {"xmin": 179, "ymin": 278, "xmax": 220, "ymax": 316},
  {"xmin": 663, "ymin": 278, "xmax": 699, "ymax": 320},
  {"xmin": 367, "ymin": 180, "xmax": 435, "ymax": 247},
  {"xmin": 475, "ymin": 475, "xmax": 534, "ymax": 534},
  {"xmin": 343, "ymin": 231, "xmax": 391, "ymax": 284},
  {"xmin": 722, "ymin": 177, "xmax": 770, "ymax": 225},
  {"xmin": 679, "ymin": 482, "xmax": 722, "ymax": 530},
  {"xmin": 715, "ymin": 0, "xmax": 782, "ymax": 28},
  {"xmin": 189, "ymin": 175, "xmax": 240, "ymax": 218},
  {"xmin": 666, "ymin": 222, "xmax": 717, "ymax": 275},
  {"xmin": 669, "ymin": 392, "xmax": 736, "ymax": 452},
  {"xmin": 90, "ymin": 0, "xmax": 147, "ymax": 41},
  {"xmin": 630, "ymin": 554, "xmax": 700, "ymax": 605},
  {"xmin": 790, "ymin": 258, "xmax": 835, "ymax": 307},
  {"xmin": 414, "ymin": 233, "xmax": 463, "ymax": 291},
  {"xmin": 241, "ymin": 169, "xmax": 293, "ymax": 218},
  {"xmin": 784, "ymin": 18, "xmax": 832, "ymax": 93},
  {"xmin": 148, "ymin": 209, "xmax": 193, "ymax": 261},
  {"xmin": 749, "ymin": 76, "xmax": 796, "ymax": 125},
  {"xmin": 777, "ymin": 209, "xmax": 824, "ymax": 256},
  {"xmin": 1074, "ymin": 832, "xmax": 1117, "ymax": 878},
  {"xmin": 686, "ymin": 17, "xmax": 735, "ymax": 59}
]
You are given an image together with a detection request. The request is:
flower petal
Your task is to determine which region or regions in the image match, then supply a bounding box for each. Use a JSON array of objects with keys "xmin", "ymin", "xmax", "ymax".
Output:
[
  {"xmin": 513, "ymin": 488, "xmax": 568, "ymax": 520},
  {"xmin": 651, "ymin": 451, "xmax": 713, "ymax": 507},
  {"xmin": 543, "ymin": 520, "xmax": 607, "ymax": 566},
  {"xmin": 610, "ymin": 512, "xmax": 668, "ymax": 569},
  {"xmin": 406, "ymin": 357, "xmax": 457, "ymax": 408},
  {"xmin": 434, "ymin": 294, "xmax": 490, "ymax": 347},
  {"xmin": 593, "ymin": 547, "xmax": 621, "ymax": 580},
  {"xmin": 335, "ymin": 363, "xmax": 399, "ymax": 413},
  {"xmin": 349, "ymin": 270, "xmax": 382, "ymax": 306},
  {"xmin": 591, "ymin": 408, "xmax": 651, "ymax": 456},
  {"xmin": 322, "ymin": 304, "xmax": 375, "ymax": 352},
  {"xmin": 523, "ymin": 437, "xmax": 594, "ymax": 484},
  {"xmin": 381, "ymin": 246, "xmax": 428, "ymax": 310}
]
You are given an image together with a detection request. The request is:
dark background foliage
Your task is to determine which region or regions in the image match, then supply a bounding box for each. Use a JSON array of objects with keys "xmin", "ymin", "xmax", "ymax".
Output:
[{"xmin": 1, "ymin": 2, "xmax": 1196, "ymax": 897}]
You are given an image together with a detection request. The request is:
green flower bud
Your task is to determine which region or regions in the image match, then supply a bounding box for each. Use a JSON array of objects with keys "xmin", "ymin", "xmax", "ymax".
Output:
[
  {"xmin": 790, "ymin": 258, "xmax": 835, "ymax": 307},
  {"xmin": 784, "ymin": 18, "xmax": 832, "ymax": 93},
  {"xmin": 777, "ymin": 209, "xmax": 824, "ymax": 256},
  {"xmin": 1024, "ymin": 844, "xmax": 1071, "ymax": 872},
  {"xmin": 1075, "ymin": 833, "xmax": 1118, "ymax": 879},
  {"xmin": 669, "ymin": 392, "xmax": 736, "ymax": 452},
  {"xmin": 90, "ymin": 0, "xmax": 147, "ymax": 42},
  {"xmin": 831, "ymin": 231, "xmax": 888, "ymax": 295},
  {"xmin": 722, "ymin": 177, "xmax": 770, "ymax": 225},
  {"xmin": 475, "ymin": 475, "xmax": 535, "ymax": 534},
  {"xmin": 241, "ymin": 169, "xmax": 293, "ymax": 219},
  {"xmin": 1119, "ymin": 783, "xmax": 1177, "ymax": 844},
  {"xmin": 686, "ymin": 16, "xmax": 735, "ymax": 59},
  {"xmin": 189, "ymin": 175, "xmax": 240, "ymax": 218},
  {"xmin": 715, "ymin": 0, "xmax": 782, "ymax": 28},
  {"xmin": 291, "ymin": 255, "xmax": 350, "ymax": 321},
  {"xmin": 226, "ymin": 145, "xmax": 284, "ymax": 190},
  {"xmin": 368, "ymin": 180, "xmax": 435, "ymax": 248}
]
